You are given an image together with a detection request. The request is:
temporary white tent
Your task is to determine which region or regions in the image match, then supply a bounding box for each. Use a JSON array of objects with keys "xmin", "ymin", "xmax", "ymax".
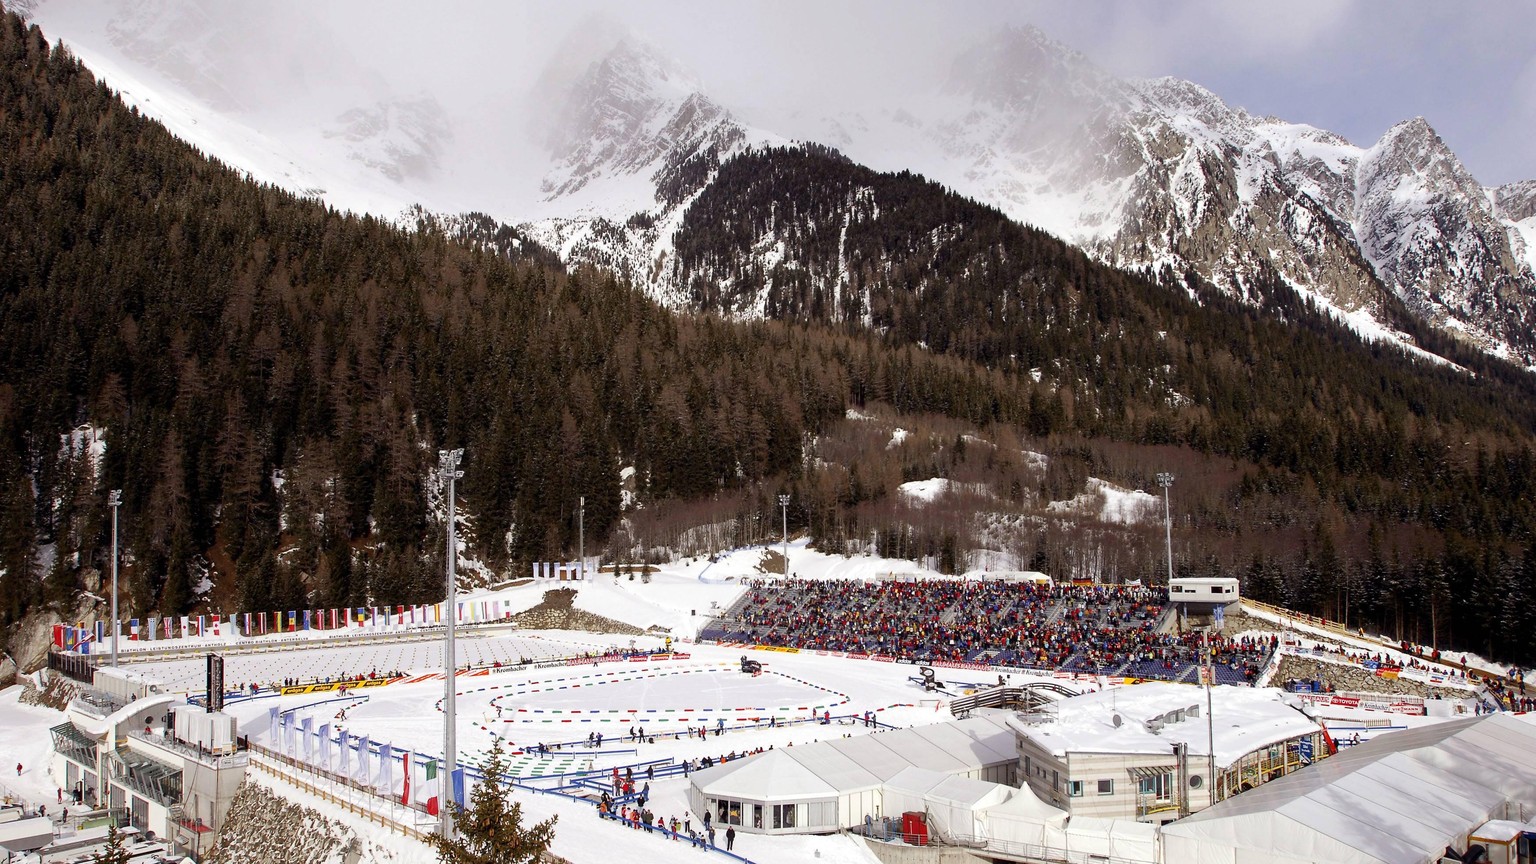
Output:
[
  {"xmin": 1161, "ymin": 713, "xmax": 1536, "ymax": 864},
  {"xmin": 881, "ymin": 767, "xmax": 1013, "ymax": 842},
  {"xmin": 688, "ymin": 714, "xmax": 1019, "ymax": 835},
  {"xmin": 979, "ymin": 782, "xmax": 1069, "ymax": 847},
  {"xmin": 1049, "ymin": 816, "xmax": 1159, "ymax": 863}
]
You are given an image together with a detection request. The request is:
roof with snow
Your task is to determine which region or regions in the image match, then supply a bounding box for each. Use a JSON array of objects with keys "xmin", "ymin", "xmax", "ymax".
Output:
[
  {"xmin": 689, "ymin": 714, "xmax": 1017, "ymax": 804},
  {"xmin": 1161, "ymin": 713, "xmax": 1536, "ymax": 864},
  {"xmin": 1006, "ymin": 682, "xmax": 1318, "ymax": 767}
]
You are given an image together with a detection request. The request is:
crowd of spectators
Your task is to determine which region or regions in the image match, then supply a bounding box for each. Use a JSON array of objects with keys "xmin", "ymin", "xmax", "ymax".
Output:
[{"xmin": 703, "ymin": 578, "xmax": 1274, "ymax": 685}]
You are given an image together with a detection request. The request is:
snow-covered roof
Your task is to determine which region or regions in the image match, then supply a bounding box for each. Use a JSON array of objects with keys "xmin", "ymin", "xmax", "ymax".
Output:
[
  {"xmin": 690, "ymin": 715, "xmax": 1016, "ymax": 803},
  {"xmin": 1006, "ymin": 682, "xmax": 1317, "ymax": 767},
  {"xmin": 1161, "ymin": 713, "xmax": 1536, "ymax": 864}
]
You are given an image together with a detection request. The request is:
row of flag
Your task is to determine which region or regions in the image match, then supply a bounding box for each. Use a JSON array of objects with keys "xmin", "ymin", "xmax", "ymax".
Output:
[
  {"xmin": 54, "ymin": 600, "xmax": 521, "ymax": 651},
  {"xmin": 269, "ymin": 708, "xmax": 465, "ymax": 814}
]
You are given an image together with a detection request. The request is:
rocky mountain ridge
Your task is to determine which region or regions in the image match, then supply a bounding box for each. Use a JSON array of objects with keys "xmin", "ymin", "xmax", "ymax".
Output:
[{"xmin": 529, "ymin": 26, "xmax": 1536, "ymax": 365}]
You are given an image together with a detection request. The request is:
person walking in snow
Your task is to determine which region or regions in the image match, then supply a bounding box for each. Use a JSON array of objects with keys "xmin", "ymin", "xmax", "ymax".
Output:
[{"xmin": 726, "ymin": 825, "xmax": 736, "ymax": 851}]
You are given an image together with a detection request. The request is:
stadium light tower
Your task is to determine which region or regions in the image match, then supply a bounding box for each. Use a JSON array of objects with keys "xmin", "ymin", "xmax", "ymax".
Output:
[
  {"xmin": 439, "ymin": 448, "xmax": 464, "ymax": 840},
  {"xmin": 108, "ymin": 489, "xmax": 122, "ymax": 668},
  {"xmin": 779, "ymin": 494, "xmax": 790, "ymax": 577},
  {"xmin": 579, "ymin": 496, "xmax": 585, "ymax": 580},
  {"xmin": 1156, "ymin": 473, "xmax": 1174, "ymax": 585}
]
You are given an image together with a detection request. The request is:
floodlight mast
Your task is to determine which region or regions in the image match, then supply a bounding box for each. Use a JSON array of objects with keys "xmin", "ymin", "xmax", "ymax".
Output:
[
  {"xmin": 108, "ymin": 489, "xmax": 122, "ymax": 668},
  {"xmin": 779, "ymin": 495, "xmax": 790, "ymax": 577},
  {"xmin": 439, "ymin": 448, "xmax": 464, "ymax": 840},
  {"xmin": 1156, "ymin": 473, "xmax": 1174, "ymax": 586}
]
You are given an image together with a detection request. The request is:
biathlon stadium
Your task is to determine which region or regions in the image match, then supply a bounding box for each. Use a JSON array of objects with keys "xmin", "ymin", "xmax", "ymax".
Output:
[{"xmin": 4, "ymin": 541, "xmax": 1533, "ymax": 864}]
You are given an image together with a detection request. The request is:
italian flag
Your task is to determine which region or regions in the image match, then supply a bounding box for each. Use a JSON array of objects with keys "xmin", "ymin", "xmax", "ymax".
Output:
[
  {"xmin": 401, "ymin": 751, "xmax": 412, "ymax": 805},
  {"xmin": 424, "ymin": 758, "xmax": 441, "ymax": 815}
]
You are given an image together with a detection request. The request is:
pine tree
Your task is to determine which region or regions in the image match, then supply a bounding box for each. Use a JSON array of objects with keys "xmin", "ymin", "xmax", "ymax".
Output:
[
  {"xmin": 427, "ymin": 744, "xmax": 556, "ymax": 864},
  {"xmin": 91, "ymin": 821, "xmax": 130, "ymax": 864}
]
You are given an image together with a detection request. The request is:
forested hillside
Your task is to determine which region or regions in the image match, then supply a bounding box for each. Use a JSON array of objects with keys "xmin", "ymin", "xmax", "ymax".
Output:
[
  {"xmin": 0, "ymin": 15, "xmax": 1022, "ymax": 628},
  {"xmin": 2, "ymin": 10, "xmax": 1534, "ymax": 666},
  {"xmin": 669, "ymin": 145, "xmax": 1536, "ymax": 662}
]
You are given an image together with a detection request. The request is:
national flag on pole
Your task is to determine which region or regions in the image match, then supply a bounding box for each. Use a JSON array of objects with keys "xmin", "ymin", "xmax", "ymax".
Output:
[
  {"xmin": 287, "ymin": 611, "xmax": 297, "ymax": 631},
  {"xmin": 146, "ymin": 617, "xmax": 157, "ymax": 641},
  {"xmin": 457, "ymin": 602, "xmax": 465, "ymax": 622},
  {"xmin": 211, "ymin": 614, "xmax": 221, "ymax": 637},
  {"xmin": 354, "ymin": 734, "xmax": 370, "ymax": 782},
  {"xmin": 129, "ymin": 619, "xmax": 140, "ymax": 640},
  {"xmin": 52, "ymin": 624, "xmax": 63, "ymax": 649},
  {"xmin": 165, "ymin": 617, "xmax": 174, "ymax": 639},
  {"xmin": 330, "ymin": 608, "xmax": 339, "ymax": 629},
  {"xmin": 400, "ymin": 750, "xmax": 413, "ymax": 805},
  {"xmin": 195, "ymin": 615, "xmax": 205, "ymax": 636},
  {"xmin": 303, "ymin": 609, "xmax": 312, "ymax": 630},
  {"xmin": 451, "ymin": 767, "xmax": 467, "ymax": 809},
  {"xmin": 374, "ymin": 743, "xmax": 392, "ymax": 794},
  {"xmin": 424, "ymin": 758, "xmax": 440, "ymax": 815},
  {"xmin": 95, "ymin": 620, "xmax": 105, "ymax": 643}
]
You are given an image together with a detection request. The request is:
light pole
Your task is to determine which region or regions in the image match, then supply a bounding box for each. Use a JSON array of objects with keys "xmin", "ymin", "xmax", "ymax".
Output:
[
  {"xmin": 439, "ymin": 448, "xmax": 464, "ymax": 840},
  {"xmin": 579, "ymin": 496, "xmax": 585, "ymax": 580},
  {"xmin": 1157, "ymin": 471, "xmax": 1216, "ymax": 805},
  {"xmin": 1156, "ymin": 473, "xmax": 1174, "ymax": 586},
  {"xmin": 778, "ymin": 495, "xmax": 790, "ymax": 577},
  {"xmin": 108, "ymin": 489, "xmax": 121, "ymax": 668}
]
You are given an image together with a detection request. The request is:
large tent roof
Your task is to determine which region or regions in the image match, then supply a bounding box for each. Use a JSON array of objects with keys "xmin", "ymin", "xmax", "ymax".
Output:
[
  {"xmin": 1161, "ymin": 713, "xmax": 1536, "ymax": 864},
  {"xmin": 691, "ymin": 715, "xmax": 1017, "ymax": 804}
]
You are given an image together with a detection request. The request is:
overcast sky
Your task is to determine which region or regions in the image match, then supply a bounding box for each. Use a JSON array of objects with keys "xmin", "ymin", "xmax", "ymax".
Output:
[
  {"xmin": 314, "ymin": 0, "xmax": 1531, "ymax": 185},
  {"xmin": 36, "ymin": 0, "xmax": 1534, "ymax": 187}
]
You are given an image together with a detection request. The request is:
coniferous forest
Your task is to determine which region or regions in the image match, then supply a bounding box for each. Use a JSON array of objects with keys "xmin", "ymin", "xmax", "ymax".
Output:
[{"xmin": 2, "ymin": 12, "xmax": 1535, "ymax": 665}]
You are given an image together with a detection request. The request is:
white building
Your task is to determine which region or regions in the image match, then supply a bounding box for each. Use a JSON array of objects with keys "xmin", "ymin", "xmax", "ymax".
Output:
[
  {"xmin": 1007, "ymin": 682, "xmax": 1323, "ymax": 823},
  {"xmin": 50, "ymin": 666, "xmax": 248, "ymax": 858},
  {"xmin": 1169, "ymin": 577, "xmax": 1240, "ymax": 607}
]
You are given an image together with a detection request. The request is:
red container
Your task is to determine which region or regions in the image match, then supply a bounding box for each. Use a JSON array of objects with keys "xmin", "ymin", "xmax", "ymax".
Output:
[{"xmin": 902, "ymin": 812, "xmax": 928, "ymax": 846}]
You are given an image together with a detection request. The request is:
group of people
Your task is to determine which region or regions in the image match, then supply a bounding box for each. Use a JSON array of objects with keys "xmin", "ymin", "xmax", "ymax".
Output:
[
  {"xmin": 710, "ymin": 579, "xmax": 1271, "ymax": 683},
  {"xmin": 597, "ymin": 791, "xmax": 736, "ymax": 852}
]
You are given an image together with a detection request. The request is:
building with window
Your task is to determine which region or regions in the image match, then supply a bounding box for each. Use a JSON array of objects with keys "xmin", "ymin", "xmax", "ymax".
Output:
[
  {"xmin": 49, "ymin": 666, "xmax": 248, "ymax": 858},
  {"xmin": 1007, "ymin": 682, "xmax": 1323, "ymax": 824}
]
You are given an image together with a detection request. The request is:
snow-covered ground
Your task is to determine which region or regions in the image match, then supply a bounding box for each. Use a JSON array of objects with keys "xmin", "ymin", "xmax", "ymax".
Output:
[{"xmin": 4, "ymin": 543, "xmax": 1525, "ymax": 864}]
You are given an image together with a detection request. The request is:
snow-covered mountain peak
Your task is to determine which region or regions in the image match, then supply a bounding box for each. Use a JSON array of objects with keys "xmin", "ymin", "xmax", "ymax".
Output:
[
  {"xmin": 541, "ymin": 34, "xmax": 724, "ymax": 201},
  {"xmin": 944, "ymin": 24, "xmax": 1125, "ymax": 119}
]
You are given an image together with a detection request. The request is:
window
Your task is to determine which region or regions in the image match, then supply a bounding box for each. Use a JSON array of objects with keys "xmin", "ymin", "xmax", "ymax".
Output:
[
  {"xmin": 1139, "ymin": 773, "xmax": 1172, "ymax": 801},
  {"xmin": 753, "ymin": 804, "xmax": 763, "ymax": 829},
  {"xmin": 772, "ymin": 804, "xmax": 797, "ymax": 829},
  {"xmin": 1068, "ymin": 780, "xmax": 1084, "ymax": 797},
  {"xmin": 1052, "ymin": 770, "xmax": 1059, "ymax": 790},
  {"xmin": 718, "ymin": 799, "xmax": 743, "ymax": 826},
  {"xmin": 1024, "ymin": 755, "xmax": 1032, "ymax": 777},
  {"xmin": 1097, "ymin": 779, "xmax": 1114, "ymax": 796}
]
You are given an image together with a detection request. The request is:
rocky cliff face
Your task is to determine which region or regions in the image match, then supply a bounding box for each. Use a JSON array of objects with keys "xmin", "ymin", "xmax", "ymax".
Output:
[
  {"xmin": 529, "ymin": 25, "xmax": 1534, "ymax": 365},
  {"xmin": 521, "ymin": 37, "xmax": 763, "ymax": 293},
  {"xmin": 1354, "ymin": 119, "xmax": 1536, "ymax": 356}
]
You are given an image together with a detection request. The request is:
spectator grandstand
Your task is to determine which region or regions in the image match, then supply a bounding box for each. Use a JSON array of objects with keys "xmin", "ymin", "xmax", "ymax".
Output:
[{"xmin": 700, "ymin": 579, "xmax": 1275, "ymax": 685}]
